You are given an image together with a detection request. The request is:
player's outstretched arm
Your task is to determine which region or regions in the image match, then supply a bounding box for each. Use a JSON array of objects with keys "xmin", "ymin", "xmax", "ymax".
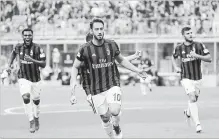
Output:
[
  {"xmin": 116, "ymin": 54, "xmax": 147, "ymax": 79},
  {"xmin": 125, "ymin": 51, "xmax": 141, "ymax": 61}
]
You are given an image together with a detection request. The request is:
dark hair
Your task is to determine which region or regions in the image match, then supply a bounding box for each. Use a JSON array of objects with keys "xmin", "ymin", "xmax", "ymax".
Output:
[
  {"xmin": 22, "ymin": 28, "xmax": 33, "ymax": 35},
  {"xmin": 86, "ymin": 32, "xmax": 93, "ymax": 42},
  {"xmin": 90, "ymin": 18, "xmax": 104, "ymax": 29},
  {"xmin": 181, "ymin": 26, "xmax": 191, "ymax": 35}
]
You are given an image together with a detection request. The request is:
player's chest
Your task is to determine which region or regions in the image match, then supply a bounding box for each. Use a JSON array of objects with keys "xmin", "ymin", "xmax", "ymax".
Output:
[
  {"xmin": 19, "ymin": 48, "xmax": 34, "ymax": 59},
  {"xmin": 181, "ymin": 46, "xmax": 200, "ymax": 58},
  {"xmin": 86, "ymin": 47, "xmax": 114, "ymax": 64}
]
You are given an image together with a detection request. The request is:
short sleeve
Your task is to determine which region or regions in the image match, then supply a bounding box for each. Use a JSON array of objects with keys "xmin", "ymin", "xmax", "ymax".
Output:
[
  {"xmin": 76, "ymin": 46, "xmax": 85, "ymax": 61},
  {"xmin": 39, "ymin": 47, "xmax": 46, "ymax": 61},
  {"xmin": 173, "ymin": 45, "xmax": 180, "ymax": 59},
  {"xmin": 200, "ymin": 43, "xmax": 210, "ymax": 56},
  {"xmin": 114, "ymin": 42, "xmax": 120, "ymax": 57}
]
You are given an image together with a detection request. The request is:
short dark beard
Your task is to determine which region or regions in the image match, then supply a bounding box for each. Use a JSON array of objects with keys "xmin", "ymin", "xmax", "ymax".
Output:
[{"xmin": 93, "ymin": 34, "xmax": 103, "ymax": 41}]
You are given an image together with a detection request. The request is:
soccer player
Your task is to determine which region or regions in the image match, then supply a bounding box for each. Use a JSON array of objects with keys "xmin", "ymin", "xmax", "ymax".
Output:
[
  {"xmin": 6, "ymin": 28, "xmax": 46, "ymax": 133},
  {"xmin": 172, "ymin": 26, "xmax": 212, "ymax": 133},
  {"xmin": 138, "ymin": 51, "xmax": 154, "ymax": 95},
  {"xmin": 81, "ymin": 33, "xmax": 142, "ymax": 112},
  {"xmin": 70, "ymin": 18, "xmax": 147, "ymax": 138}
]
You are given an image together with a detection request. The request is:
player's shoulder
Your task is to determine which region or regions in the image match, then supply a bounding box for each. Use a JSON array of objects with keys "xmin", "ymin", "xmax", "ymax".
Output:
[
  {"xmin": 175, "ymin": 43, "xmax": 183, "ymax": 49},
  {"xmin": 104, "ymin": 39, "xmax": 117, "ymax": 45},
  {"xmin": 80, "ymin": 42, "xmax": 91, "ymax": 49},
  {"xmin": 193, "ymin": 41, "xmax": 205, "ymax": 48}
]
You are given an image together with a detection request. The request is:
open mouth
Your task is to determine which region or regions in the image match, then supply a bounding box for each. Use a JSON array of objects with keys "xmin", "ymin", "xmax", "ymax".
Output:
[{"xmin": 25, "ymin": 40, "xmax": 31, "ymax": 43}]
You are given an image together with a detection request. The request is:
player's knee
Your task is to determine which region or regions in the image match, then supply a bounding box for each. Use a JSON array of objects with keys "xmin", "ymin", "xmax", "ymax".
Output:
[
  {"xmin": 100, "ymin": 114, "xmax": 111, "ymax": 123},
  {"xmin": 22, "ymin": 93, "xmax": 30, "ymax": 104},
  {"xmin": 110, "ymin": 109, "xmax": 121, "ymax": 116},
  {"xmin": 33, "ymin": 99, "xmax": 40, "ymax": 105}
]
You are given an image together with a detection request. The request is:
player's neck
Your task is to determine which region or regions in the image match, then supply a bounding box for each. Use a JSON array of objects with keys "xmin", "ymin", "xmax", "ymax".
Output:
[
  {"xmin": 92, "ymin": 39, "xmax": 104, "ymax": 46},
  {"xmin": 184, "ymin": 41, "xmax": 193, "ymax": 46}
]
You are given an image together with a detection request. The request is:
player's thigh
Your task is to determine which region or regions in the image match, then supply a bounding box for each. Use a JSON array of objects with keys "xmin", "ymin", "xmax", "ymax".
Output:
[
  {"xmin": 181, "ymin": 79, "xmax": 198, "ymax": 101},
  {"xmin": 18, "ymin": 79, "xmax": 32, "ymax": 96},
  {"xmin": 107, "ymin": 86, "xmax": 122, "ymax": 116},
  {"xmin": 92, "ymin": 92, "xmax": 108, "ymax": 115},
  {"xmin": 181, "ymin": 79, "xmax": 196, "ymax": 95},
  {"xmin": 31, "ymin": 81, "xmax": 42, "ymax": 100},
  {"xmin": 194, "ymin": 80, "xmax": 202, "ymax": 96}
]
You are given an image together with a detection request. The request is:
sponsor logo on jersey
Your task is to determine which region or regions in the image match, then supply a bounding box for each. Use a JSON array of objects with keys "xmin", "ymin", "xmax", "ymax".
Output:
[{"xmin": 20, "ymin": 60, "xmax": 33, "ymax": 64}]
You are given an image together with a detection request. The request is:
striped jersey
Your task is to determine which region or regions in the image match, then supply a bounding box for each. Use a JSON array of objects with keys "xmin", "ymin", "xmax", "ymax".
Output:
[
  {"xmin": 13, "ymin": 43, "xmax": 46, "ymax": 82},
  {"xmin": 76, "ymin": 39, "xmax": 120, "ymax": 95},
  {"xmin": 173, "ymin": 41, "xmax": 210, "ymax": 80}
]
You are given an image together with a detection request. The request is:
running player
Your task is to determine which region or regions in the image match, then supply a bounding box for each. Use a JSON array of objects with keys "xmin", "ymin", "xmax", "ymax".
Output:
[
  {"xmin": 172, "ymin": 26, "xmax": 212, "ymax": 133},
  {"xmin": 6, "ymin": 28, "xmax": 46, "ymax": 133},
  {"xmin": 70, "ymin": 18, "xmax": 147, "ymax": 138},
  {"xmin": 138, "ymin": 51, "xmax": 154, "ymax": 95},
  {"xmin": 81, "ymin": 33, "xmax": 142, "ymax": 112}
]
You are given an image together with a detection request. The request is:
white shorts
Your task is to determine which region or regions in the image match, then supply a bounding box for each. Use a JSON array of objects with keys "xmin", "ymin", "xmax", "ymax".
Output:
[
  {"xmin": 181, "ymin": 79, "xmax": 202, "ymax": 96},
  {"xmin": 91, "ymin": 86, "xmax": 122, "ymax": 115},
  {"xmin": 18, "ymin": 78, "xmax": 42, "ymax": 100},
  {"xmin": 140, "ymin": 75, "xmax": 153, "ymax": 84}
]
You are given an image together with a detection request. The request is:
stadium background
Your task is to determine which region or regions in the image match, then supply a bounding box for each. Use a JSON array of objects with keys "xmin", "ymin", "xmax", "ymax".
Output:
[
  {"xmin": 1, "ymin": 0, "xmax": 219, "ymax": 138},
  {"xmin": 0, "ymin": 0, "xmax": 219, "ymax": 86}
]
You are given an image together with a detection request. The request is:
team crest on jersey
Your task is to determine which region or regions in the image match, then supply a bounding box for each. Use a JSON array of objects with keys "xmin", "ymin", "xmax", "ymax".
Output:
[
  {"xmin": 106, "ymin": 48, "xmax": 110, "ymax": 55},
  {"xmin": 40, "ymin": 48, "xmax": 44, "ymax": 53},
  {"xmin": 30, "ymin": 50, "xmax": 33, "ymax": 56}
]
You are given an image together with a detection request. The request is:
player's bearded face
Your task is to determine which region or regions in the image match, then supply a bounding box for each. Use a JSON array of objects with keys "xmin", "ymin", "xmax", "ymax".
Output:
[
  {"xmin": 92, "ymin": 22, "xmax": 104, "ymax": 41},
  {"xmin": 23, "ymin": 31, "xmax": 33, "ymax": 46},
  {"xmin": 184, "ymin": 30, "xmax": 193, "ymax": 42}
]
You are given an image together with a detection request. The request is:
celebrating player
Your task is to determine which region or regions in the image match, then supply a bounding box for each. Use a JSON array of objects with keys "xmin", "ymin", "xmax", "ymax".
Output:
[
  {"xmin": 70, "ymin": 18, "xmax": 147, "ymax": 138},
  {"xmin": 80, "ymin": 33, "xmax": 142, "ymax": 111},
  {"xmin": 172, "ymin": 26, "xmax": 212, "ymax": 133},
  {"xmin": 6, "ymin": 28, "xmax": 46, "ymax": 133}
]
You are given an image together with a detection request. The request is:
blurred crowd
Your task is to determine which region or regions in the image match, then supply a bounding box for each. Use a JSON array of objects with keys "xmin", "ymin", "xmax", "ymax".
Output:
[{"xmin": 1, "ymin": 0, "xmax": 219, "ymax": 37}]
